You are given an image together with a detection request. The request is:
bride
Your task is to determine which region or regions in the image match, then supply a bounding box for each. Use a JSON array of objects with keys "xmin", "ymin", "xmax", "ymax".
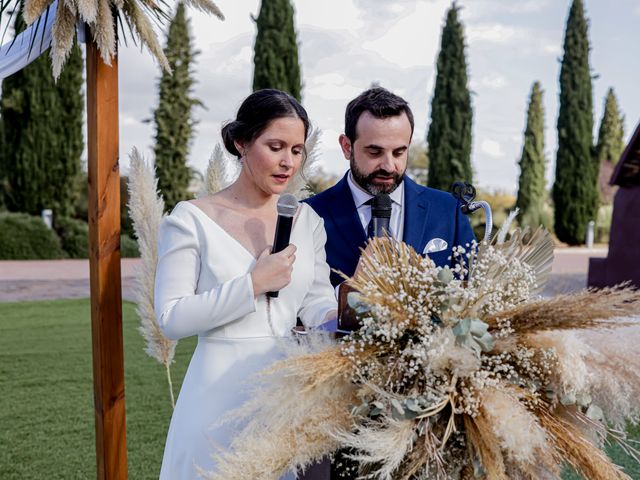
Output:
[{"xmin": 154, "ymin": 89, "xmax": 337, "ymax": 479}]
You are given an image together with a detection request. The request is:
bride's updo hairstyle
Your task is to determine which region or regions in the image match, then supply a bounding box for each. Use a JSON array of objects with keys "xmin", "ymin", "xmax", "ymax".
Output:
[{"xmin": 222, "ymin": 89, "xmax": 310, "ymax": 158}]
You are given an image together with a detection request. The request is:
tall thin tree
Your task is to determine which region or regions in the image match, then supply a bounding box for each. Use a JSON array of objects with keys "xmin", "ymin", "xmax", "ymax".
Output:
[
  {"xmin": 0, "ymin": 14, "xmax": 84, "ymax": 217},
  {"xmin": 552, "ymin": 0, "xmax": 597, "ymax": 245},
  {"xmin": 252, "ymin": 0, "xmax": 301, "ymax": 100},
  {"xmin": 516, "ymin": 82, "xmax": 547, "ymax": 227},
  {"xmin": 153, "ymin": 2, "xmax": 200, "ymax": 211},
  {"xmin": 426, "ymin": 2, "xmax": 473, "ymax": 192},
  {"xmin": 595, "ymin": 87, "xmax": 625, "ymax": 166}
]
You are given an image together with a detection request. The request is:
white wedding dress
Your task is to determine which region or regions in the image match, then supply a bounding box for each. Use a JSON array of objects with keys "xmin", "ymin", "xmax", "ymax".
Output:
[{"xmin": 155, "ymin": 200, "xmax": 337, "ymax": 479}]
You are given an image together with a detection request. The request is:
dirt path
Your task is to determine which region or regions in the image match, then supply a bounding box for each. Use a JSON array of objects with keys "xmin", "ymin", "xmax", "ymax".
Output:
[{"xmin": 0, "ymin": 248, "xmax": 608, "ymax": 302}]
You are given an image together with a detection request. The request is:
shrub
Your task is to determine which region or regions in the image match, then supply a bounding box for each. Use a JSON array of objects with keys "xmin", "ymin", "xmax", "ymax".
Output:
[
  {"xmin": 0, "ymin": 212, "xmax": 66, "ymax": 259},
  {"xmin": 54, "ymin": 217, "xmax": 89, "ymax": 259},
  {"xmin": 595, "ymin": 204, "xmax": 613, "ymax": 244},
  {"xmin": 121, "ymin": 234, "xmax": 140, "ymax": 258}
]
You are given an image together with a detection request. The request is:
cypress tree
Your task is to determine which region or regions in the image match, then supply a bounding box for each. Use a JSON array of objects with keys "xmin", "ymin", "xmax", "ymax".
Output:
[
  {"xmin": 594, "ymin": 88, "xmax": 625, "ymax": 165},
  {"xmin": 516, "ymin": 82, "xmax": 547, "ymax": 227},
  {"xmin": 0, "ymin": 13, "xmax": 84, "ymax": 217},
  {"xmin": 252, "ymin": 0, "xmax": 301, "ymax": 100},
  {"xmin": 426, "ymin": 2, "xmax": 473, "ymax": 192},
  {"xmin": 153, "ymin": 2, "xmax": 200, "ymax": 211},
  {"xmin": 552, "ymin": 0, "xmax": 597, "ymax": 245}
]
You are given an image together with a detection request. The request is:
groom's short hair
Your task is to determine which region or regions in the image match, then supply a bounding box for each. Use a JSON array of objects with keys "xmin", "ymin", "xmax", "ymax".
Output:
[{"xmin": 344, "ymin": 87, "xmax": 415, "ymax": 143}]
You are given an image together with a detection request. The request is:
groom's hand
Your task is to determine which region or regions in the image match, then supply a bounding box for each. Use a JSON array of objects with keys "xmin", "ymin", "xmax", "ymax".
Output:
[{"xmin": 250, "ymin": 244, "xmax": 297, "ymax": 296}]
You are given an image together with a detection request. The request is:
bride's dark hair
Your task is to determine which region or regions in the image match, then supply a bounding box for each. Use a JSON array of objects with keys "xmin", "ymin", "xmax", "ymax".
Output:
[{"xmin": 221, "ymin": 89, "xmax": 310, "ymax": 158}]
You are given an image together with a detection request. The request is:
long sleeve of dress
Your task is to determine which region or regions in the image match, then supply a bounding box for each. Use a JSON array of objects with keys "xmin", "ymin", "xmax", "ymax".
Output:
[
  {"xmin": 154, "ymin": 210, "xmax": 257, "ymax": 340},
  {"xmin": 298, "ymin": 215, "xmax": 338, "ymax": 328}
]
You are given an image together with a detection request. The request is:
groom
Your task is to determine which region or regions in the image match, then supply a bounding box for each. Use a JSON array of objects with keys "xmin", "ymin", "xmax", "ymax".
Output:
[
  {"xmin": 304, "ymin": 87, "xmax": 475, "ymax": 479},
  {"xmin": 306, "ymin": 86, "xmax": 475, "ymax": 288}
]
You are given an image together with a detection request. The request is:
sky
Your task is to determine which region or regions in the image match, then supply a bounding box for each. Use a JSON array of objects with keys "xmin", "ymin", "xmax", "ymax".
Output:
[{"xmin": 117, "ymin": 0, "xmax": 640, "ymax": 194}]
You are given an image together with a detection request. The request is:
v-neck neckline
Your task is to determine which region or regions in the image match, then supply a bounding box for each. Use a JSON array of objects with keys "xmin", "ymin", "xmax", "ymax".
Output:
[{"xmin": 181, "ymin": 201, "xmax": 263, "ymax": 261}]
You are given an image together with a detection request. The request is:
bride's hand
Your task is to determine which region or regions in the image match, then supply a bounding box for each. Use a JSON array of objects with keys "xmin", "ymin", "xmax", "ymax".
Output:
[{"xmin": 250, "ymin": 244, "xmax": 297, "ymax": 296}]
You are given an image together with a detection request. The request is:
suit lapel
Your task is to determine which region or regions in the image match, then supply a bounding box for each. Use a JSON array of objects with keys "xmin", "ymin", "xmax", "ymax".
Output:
[
  {"xmin": 402, "ymin": 176, "xmax": 431, "ymax": 254},
  {"xmin": 327, "ymin": 174, "xmax": 367, "ymax": 249}
]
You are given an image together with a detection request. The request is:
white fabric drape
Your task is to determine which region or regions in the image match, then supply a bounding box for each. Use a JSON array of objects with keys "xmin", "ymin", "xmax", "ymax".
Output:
[{"xmin": 0, "ymin": 1, "xmax": 56, "ymax": 80}]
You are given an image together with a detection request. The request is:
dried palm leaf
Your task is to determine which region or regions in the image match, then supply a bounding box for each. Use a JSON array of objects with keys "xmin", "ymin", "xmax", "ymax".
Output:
[
  {"xmin": 183, "ymin": 0, "xmax": 223, "ymax": 19},
  {"xmin": 20, "ymin": 0, "xmax": 223, "ymax": 77},
  {"xmin": 122, "ymin": 0, "xmax": 170, "ymax": 71}
]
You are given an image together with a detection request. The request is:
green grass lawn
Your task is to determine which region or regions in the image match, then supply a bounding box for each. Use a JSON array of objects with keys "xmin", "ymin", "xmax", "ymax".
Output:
[
  {"xmin": 0, "ymin": 299, "xmax": 638, "ymax": 479},
  {"xmin": 0, "ymin": 299, "xmax": 195, "ymax": 479}
]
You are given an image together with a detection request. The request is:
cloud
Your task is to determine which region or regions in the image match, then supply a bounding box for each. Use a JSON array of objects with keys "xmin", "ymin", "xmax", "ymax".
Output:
[
  {"xmin": 473, "ymin": 73, "xmax": 508, "ymax": 90},
  {"xmin": 468, "ymin": 23, "xmax": 519, "ymax": 44},
  {"xmin": 465, "ymin": 0, "xmax": 553, "ymax": 20},
  {"xmin": 480, "ymin": 139, "xmax": 505, "ymax": 158}
]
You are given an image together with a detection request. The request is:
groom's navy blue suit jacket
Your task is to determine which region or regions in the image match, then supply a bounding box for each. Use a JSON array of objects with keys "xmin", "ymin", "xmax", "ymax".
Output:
[{"xmin": 305, "ymin": 173, "xmax": 476, "ymax": 287}]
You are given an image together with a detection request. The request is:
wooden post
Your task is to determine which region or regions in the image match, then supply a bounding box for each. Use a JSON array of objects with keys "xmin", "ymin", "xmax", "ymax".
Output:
[{"xmin": 86, "ymin": 30, "xmax": 128, "ymax": 479}]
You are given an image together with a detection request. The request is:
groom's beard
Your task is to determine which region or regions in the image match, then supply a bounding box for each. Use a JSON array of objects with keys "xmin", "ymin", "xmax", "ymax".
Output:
[{"xmin": 350, "ymin": 155, "xmax": 404, "ymax": 195}]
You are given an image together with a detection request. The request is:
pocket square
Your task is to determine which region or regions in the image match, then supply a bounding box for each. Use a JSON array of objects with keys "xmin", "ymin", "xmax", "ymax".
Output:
[{"xmin": 423, "ymin": 238, "xmax": 448, "ymax": 254}]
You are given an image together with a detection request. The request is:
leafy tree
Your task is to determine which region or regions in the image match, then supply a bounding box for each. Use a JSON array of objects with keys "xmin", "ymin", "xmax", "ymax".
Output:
[
  {"xmin": 595, "ymin": 87, "xmax": 625, "ymax": 165},
  {"xmin": 407, "ymin": 142, "xmax": 428, "ymax": 186},
  {"xmin": 0, "ymin": 13, "xmax": 84, "ymax": 217},
  {"xmin": 153, "ymin": 2, "xmax": 201, "ymax": 210},
  {"xmin": 426, "ymin": 2, "xmax": 473, "ymax": 192},
  {"xmin": 552, "ymin": 0, "xmax": 597, "ymax": 245},
  {"xmin": 252, "ymin": 0, "xmax": 301, "ymax": 100},
  {"xmin": 516, "ymin": 82, "xmax": 547, "ymax": 227}
]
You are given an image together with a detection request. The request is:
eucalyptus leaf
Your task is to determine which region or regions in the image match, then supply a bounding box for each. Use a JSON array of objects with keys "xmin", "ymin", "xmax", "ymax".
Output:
[
  {"xmin": 560, "ymin": 392, "xmax": 577, "ymax": 406},
  {"xmin": 391, "ymin": 399, "xmax": 405, "ymax": 419},
  {"xmin": 475, "ymin": 332, "xmax": 494, "ymax": 352},
  {"xmin": 586, "ymin": 404, "xmax": 604, "ymax": 421},
  {"xmin": 437, "ymin": 267, "xmax": 454, "ymax": 284},
  {"xmin": 452, "ymin": 318, "xmax": 471, "ymax": 336},
  {"xmin": 347, "ymin": 292, "xmax": 370, "ymax": 314}
]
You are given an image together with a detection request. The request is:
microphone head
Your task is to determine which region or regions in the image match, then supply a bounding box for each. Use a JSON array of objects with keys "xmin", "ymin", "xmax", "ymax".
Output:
[
  {"xmin": 277, "ymin": 193, "xmax": 299, "ymax": 217},
  {"xmin": 372, "ymin": 193, "xmax": 392, "ymax": 218}
]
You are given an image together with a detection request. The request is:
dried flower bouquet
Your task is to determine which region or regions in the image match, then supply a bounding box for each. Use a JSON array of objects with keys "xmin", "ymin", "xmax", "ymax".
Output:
[{"xmin": 204, "ymin": 227, "xmax": 640, "ymax": 480}]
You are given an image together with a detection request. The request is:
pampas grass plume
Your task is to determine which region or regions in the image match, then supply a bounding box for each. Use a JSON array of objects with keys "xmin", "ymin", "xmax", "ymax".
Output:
[
  {"xmin": 285, "ymin": 126, "xmax": 321, "ymax": 200},
  {"xmin": 481, "ymin": 388, "xmax": 548, "ymax": 466},
  {"xmin": 50, "ymin": 1, "xmax": 77, "ymax": 80},
  {"xmin": 201, "ymin": 143, "xmax": 236, "ymax": 197},
  {"xmin": 127, "ymin": 148, "xmax": 177, "ymax": 407},
  {"xmin": 23, "ymin": 0, "xmax": 53, "ymax": 24}
]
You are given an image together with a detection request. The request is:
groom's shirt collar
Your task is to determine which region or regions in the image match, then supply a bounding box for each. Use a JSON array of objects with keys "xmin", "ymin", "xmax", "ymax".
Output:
[{"xmin": 346, "ymin": 171, "xmax": 405, "ymax": 239}]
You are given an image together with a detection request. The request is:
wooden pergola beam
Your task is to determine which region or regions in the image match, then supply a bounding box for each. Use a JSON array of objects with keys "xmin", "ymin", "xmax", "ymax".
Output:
[{"xmin": 86, "ymin": 32, "xmax": 128, "ymax": 479}]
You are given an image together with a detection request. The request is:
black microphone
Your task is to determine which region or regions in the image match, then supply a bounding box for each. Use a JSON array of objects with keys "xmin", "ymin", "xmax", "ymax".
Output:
[
  {"xmin": 267, "ymin": 193, "xmax": 299, "ymax": 298},
  {"xmin": 371, "ymin": 193, "xmax": 392, "ymax": 237}
]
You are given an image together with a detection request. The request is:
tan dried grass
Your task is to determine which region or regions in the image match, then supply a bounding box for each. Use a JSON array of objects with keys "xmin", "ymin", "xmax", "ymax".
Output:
[
  {"xmin": 202, "ymin": 344, "xmax": 358, "ymax": 479},
  {"xmin": 464, "ymin": 412, "xmax": 509, "ymax": 480},
  {"xmin": 486, "ymin": 285, "xmax": 640, "ymax": 334},
  {"xmin": 538, "ymin": 406, "xmax": 631, "ymax": 480}
]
